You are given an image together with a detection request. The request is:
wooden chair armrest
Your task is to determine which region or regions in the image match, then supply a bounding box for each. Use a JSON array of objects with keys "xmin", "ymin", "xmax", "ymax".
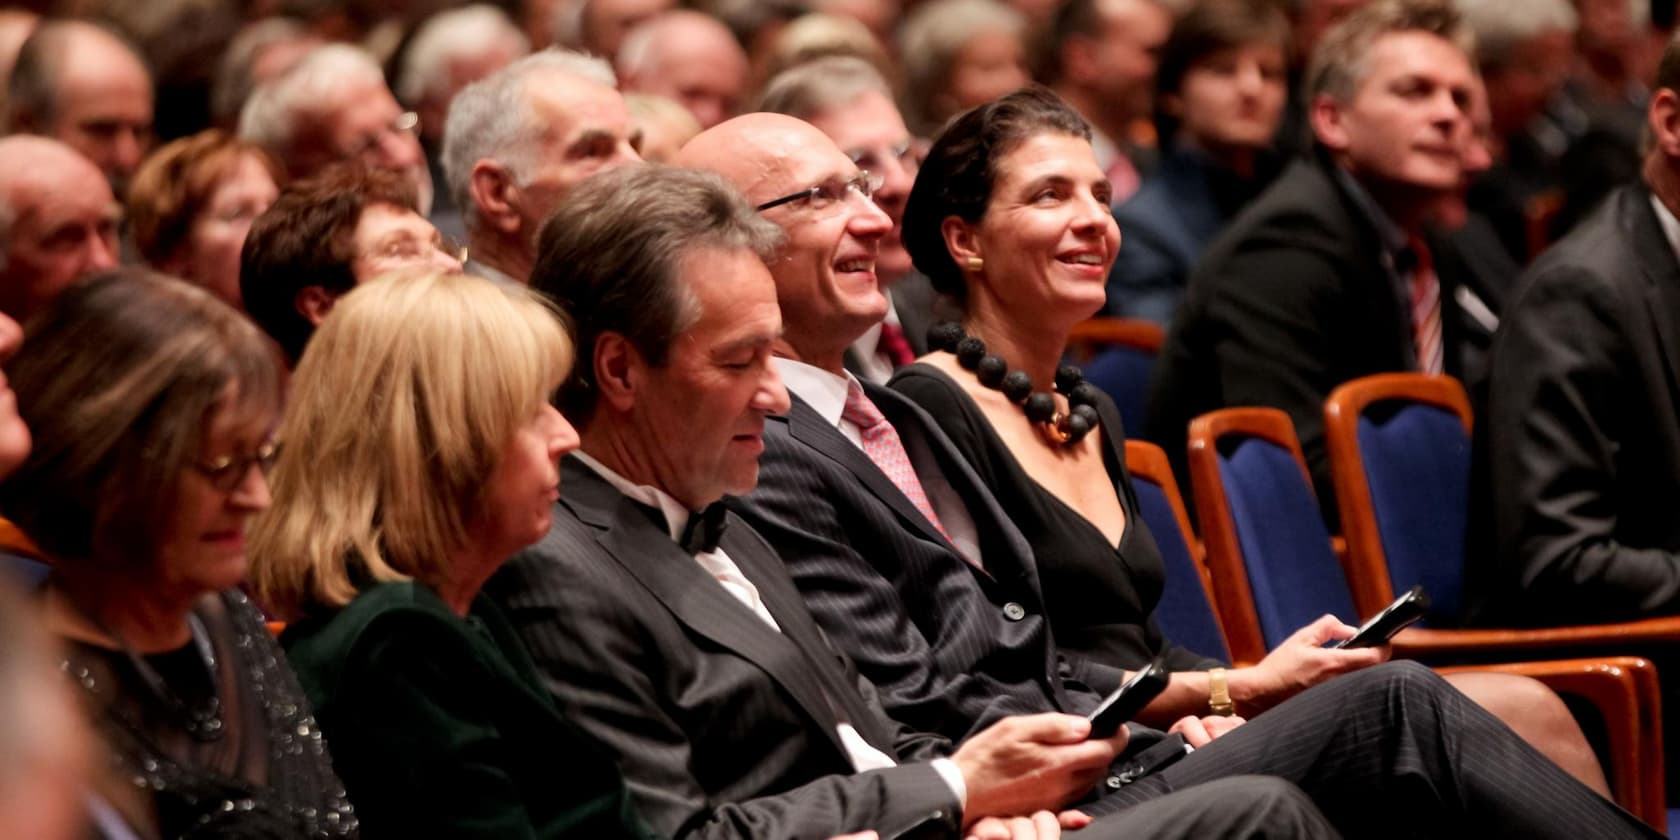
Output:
[
  {"xmin": 1390, "ymin": 617, "xmax": 1680, "ymax": 658},
  {"xmin": 1434, "ymin": 657, "xmax": 1662, "ymax": 831}
]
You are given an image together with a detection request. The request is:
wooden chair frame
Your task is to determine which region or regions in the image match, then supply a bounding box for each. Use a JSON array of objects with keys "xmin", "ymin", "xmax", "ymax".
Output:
[
  {"xmin": 1064, "ymin": 317, "xmax": 1164, "ymax": 361},
  {"xmin": 1188, "ymin": 406, "xmax": 1667, "ymax": 830},
  {"xmin": 1123, "ymin": 440, "xmax": 1231, "ymax": 658},
  {"xmin": 1322, "ymin": 374, "xmax": 1680, "ymax": 657}
]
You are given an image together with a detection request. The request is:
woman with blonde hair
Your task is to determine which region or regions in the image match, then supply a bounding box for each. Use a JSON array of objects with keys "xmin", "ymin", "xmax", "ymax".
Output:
[{"xmin": 252, "ymin": 271, "xmax": 656, "ymax": 839}]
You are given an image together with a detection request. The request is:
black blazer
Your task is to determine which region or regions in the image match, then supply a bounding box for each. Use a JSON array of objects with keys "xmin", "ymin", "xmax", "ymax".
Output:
[
  {"xmin": 484, "ymin": 458, "xmax": 962, "ymax": 840},
  {"xmin": 1146, "ymin": 155, "xmax": 1465, "ymax": 507},
  {"xmin": 729, "ymin": 384, "xmax": 1128, "ymax": 743},
  {"xmin": 1485, "ymin": 182, "xmax": 1680, "ymax": 624}
]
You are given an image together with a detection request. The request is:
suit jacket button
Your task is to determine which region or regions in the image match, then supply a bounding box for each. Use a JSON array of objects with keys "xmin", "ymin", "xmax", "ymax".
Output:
[
  {"xmin": 1003, "ymin": 602, "xmax": 1026, "ymax": 621},
  {"xmin": 1106, "ymin": 774, "xmax": 1124, "ymax": 789}
]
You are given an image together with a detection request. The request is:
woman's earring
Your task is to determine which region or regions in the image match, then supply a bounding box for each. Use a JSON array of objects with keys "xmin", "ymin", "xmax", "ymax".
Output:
[{"xmin": 966, "ymin": 256, "xmax": 984, "ymax": 273}]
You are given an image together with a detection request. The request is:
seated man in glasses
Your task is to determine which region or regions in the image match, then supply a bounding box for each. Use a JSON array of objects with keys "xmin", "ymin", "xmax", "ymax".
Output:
[{"xmin": 239, "ymin": 165, "xmax": 463, "ymax": 368}]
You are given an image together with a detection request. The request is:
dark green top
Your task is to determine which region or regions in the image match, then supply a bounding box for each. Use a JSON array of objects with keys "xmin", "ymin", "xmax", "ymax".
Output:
[{"xmin": 283, "ymin": 581, "xmax": 659, "ymax": 840}]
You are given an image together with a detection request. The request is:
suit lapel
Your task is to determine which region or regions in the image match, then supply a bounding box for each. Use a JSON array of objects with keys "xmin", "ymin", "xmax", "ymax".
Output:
[
  {"xmin": 1623, "ymin": 187, "xmax": 1680, "ymax": 411},
  {"xmin": 560, "ymin": 457, "xmax": 858, "ymax": 760}
]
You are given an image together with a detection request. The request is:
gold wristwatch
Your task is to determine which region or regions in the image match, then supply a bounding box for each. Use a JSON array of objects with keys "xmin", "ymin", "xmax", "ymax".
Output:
[{"xmin": 1207, "ymin": 667, "xmax": 1234, "ymax": 716}]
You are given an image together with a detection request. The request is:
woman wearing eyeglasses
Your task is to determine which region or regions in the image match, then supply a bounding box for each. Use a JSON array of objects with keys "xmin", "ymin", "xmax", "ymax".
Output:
[
  {"xmin": 0, "ymin": 269, "xmax": 357, "ymax": 839},
  {"xmin": 128, "ymin": 130, "xmax": 284, "ymax": 311}
]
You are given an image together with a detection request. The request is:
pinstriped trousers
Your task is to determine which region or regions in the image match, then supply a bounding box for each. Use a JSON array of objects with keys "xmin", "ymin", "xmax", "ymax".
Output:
[{"xmin": 1081, "ymin": 661, "xmax": 1660, "ymax": 839}]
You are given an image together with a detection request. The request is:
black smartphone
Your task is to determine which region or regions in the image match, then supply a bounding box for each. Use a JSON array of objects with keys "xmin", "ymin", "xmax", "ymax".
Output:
[
  {"xmin": 1336, "ymin": 586, "xmax": 1430, "ymax": 649},
  {"xmin": 1086, "ymin": 656, "xmax": 1169, "ymax": 738}
]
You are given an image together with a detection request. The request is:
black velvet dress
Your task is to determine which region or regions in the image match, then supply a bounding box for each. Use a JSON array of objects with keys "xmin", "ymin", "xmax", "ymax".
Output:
[{"xmin": 890, "ymin": 363, "xmax": 1220, "ymax": 673}]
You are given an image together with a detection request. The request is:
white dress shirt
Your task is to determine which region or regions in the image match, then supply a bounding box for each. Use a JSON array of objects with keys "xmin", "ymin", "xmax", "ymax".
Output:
[
  {"xmin": 848, "ymin": 300, "xmax": 901, "ymax": 386},
  {"xmin": 569, "ymin": 451, "xmax": 972, "ymax": 803},
  {"xmin": 773, "ymin": 358, "xmax": 984, "ymax": 568}
]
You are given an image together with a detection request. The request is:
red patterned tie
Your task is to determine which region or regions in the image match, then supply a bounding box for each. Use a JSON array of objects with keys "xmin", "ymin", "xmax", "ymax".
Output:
[
  {"xmin": 877, "ymin": 322, "xmax": 916, "ymax": 368},
  {"xmin": 841, "ymin": 380, "xmax": 949, "ymax": 540},
  {"xmin": 1408, "ymin": 237, "xmax": 1443, "ymax": 375}
]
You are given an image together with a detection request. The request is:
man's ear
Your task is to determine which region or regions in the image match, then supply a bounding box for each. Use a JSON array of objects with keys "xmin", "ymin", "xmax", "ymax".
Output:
[
  {"xmin": 940, "ymin": 215, "xmax": 982, "ymax": 271},
  {"xmin": 593, "ymin": 331, "xmax": 642, "ymax": 413},
  {"xmin": 469, "ymin": 159, "xmax": 523, "ymax": 236},
  {"xmin": 1650, "ymin": 89, "xmax": 1680, "ymax": 160},
  {"xmin": 294, "ymin": 285, "xmax": 337, "ymax": 326},
  {"xmin": 1308, "ymin": 93, "xmax": 1350, "ymax": 153}
]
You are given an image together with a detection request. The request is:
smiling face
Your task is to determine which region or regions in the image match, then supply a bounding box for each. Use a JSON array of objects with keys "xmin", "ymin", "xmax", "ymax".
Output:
[
  {"xmin": 959, "ymin": 131, "xmax": 1119, "ymax": 320},
  {"xmin": 750, "ymin": 126, "xmax": 893, "ymax": 362},
  {"xmin": 806, "ymin": 90, "xmax": 919, "ymax": 284},
  {"xmin": 1312, "ymin": 30, "xmax": 1475, "ymax": 195},
  {"xmin": 630, "ymin": 246, "xmax": 789, "ymax": 509}
]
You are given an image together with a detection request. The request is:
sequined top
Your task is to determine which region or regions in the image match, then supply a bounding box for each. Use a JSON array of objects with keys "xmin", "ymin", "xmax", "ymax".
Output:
[{"xmin": 61, "ymin": 588, "xmax": 359, "ymax": 839}]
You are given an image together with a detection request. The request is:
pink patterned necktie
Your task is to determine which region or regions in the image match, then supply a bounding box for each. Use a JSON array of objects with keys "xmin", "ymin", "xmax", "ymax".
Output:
[
  {"xmin": 841, "ymin": 380, "xmax": 950, "ymax": 540},
  {"xmin": 1408, "ymin": 236, "xmax": 1444, "ymax": 375}
]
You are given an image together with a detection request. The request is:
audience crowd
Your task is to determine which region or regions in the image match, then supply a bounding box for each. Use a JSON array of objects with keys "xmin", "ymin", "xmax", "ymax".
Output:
[{"xmin": 0, "ymin": 0, "xmax": 1677, "ymax": 838}]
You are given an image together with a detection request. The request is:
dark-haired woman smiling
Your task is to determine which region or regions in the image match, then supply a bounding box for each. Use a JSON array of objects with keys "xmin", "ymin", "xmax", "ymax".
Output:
[{"xmin": 890, "ymin": 88, "xmax": 1608, "ymax": 792}]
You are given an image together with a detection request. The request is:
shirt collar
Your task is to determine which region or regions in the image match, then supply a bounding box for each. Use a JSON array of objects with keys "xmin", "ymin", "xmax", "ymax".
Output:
[
  {"xmin": 571, "ymin": 450, "xmax": 691, "ymax": 542},
  {"xmin": 1651, "ymin": 193, "xmax": 1680, "ymax": 266},
  {"xmin": 773, "ymin": 357, "xmax": 854, "ymax": 427}
]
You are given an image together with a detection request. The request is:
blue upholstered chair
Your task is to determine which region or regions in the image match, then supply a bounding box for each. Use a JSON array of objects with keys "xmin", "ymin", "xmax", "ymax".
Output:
[
  {"xmin": 1065, "ymin": 317, "xmax": 1163, "ymax": 436},
  {"xmin": 0, "ymin": 552, "xmax": 46, "ymax": 589},
  {"xmin": 1123, "ymin": 440, "xmax": 1232, "ymax": 664},
  {"xmin": 1188, "ymin": 404, "xmax": 1670, "ymax": 830}
]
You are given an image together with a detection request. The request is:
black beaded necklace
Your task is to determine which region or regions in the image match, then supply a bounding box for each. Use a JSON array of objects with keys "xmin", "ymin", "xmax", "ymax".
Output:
[{"xmin": 927, "ymin": 321, "xmax": 1101, "ymax": 446}]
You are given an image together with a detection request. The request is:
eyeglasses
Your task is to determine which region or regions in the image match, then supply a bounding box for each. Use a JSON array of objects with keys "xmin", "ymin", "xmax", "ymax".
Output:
[
  {"xmin": 848, "ymin": 142, "xmax": 919, "ymax": 177},
  {"xmin": 345, "ymin": 110, "xmax": 420, "ymax": 162},
  {"xmin": 360, "ymin": 233, "xmax": 469, "ymax": 266},
  {"xmin": 192, "ymin": 440, "xmax": 281, "ymax": 493},
  {"xmin": 755, "ymin": 170, "xmax": 884, "ymax": 212}
]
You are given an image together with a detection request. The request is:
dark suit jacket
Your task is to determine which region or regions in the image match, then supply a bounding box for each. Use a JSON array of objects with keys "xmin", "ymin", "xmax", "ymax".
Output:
[
  {"xmin": 729, "ymin": 384, "xmax": 1128, "ymax": 743},
  {"xmin": 1146, "ymin": 155, "xmax": 1465, "ymax": 508},
  {"xmin": 484, "ymin": 458, "xmax": 963, "ymax": 840},
  {"xmin": 284, "ymin": 582, "xmax": 657, "ymax": 840},
  {"xmin": 1485, "ymin": 182, "xmax": 1680, "ymax": 624},
  {"xmin": 1104, "ymin": 149, "xmax": 1248, "ymax": 326}
]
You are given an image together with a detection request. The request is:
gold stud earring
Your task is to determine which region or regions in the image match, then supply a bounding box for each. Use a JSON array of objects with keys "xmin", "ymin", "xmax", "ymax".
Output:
[{"xmin": 966, "ymin": 256, "xmax": 984, "ymax": 272}]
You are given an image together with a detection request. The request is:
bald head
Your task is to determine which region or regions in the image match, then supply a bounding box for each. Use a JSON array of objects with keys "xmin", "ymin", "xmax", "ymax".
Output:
[
  {"xmin": 678, "ymin": 112, "xmax": 893, "ymax": 369},
  {"xmin": 0, "ymin": 136, "xmax": 119, "ymax": 322},
  {"xmin": 618, "ymin": 10, "xmax": 747, "ymax": 129},
  {"xmin": 7, "ymin": 21, "xmax": 153, "ymax": 197}
]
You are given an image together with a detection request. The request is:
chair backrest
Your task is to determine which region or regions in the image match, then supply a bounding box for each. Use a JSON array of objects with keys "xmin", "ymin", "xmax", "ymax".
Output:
[
  {"xmin": 1187, "ymin": 408, "xmax": 1358, "ymax": 663},
  {"xmin": 1123, "ymin": 440, "xmax": 1231, "ymax": 664},
  {"xmin": 1324, "ymin": 374, "xmax": 1472, "ymax": 625},
  {"xmin": 1066, "ymin": 318, "xmax": 1164, "ymax": 436},
  {"xmin": 0, "ymin": 552, "xmax": 47, "ymax": 590}
]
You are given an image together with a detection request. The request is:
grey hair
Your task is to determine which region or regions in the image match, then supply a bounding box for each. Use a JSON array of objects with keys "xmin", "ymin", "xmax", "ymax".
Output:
[
  {"xmin": 898, "ymin": 0, "xmax": 1024, "ymax": 134},
  {"xmin": 237, "ymin": 43, "xmax": 386, "ymax": 159},
  {"xmin": 1306, "ymin": 0, "xmax": 1473, "ymax": 103},
  {"xmin": 756, "ymin": 55, "xmax": 892, "ymax": 120},
  {"xmin": 397, "ymin": 5, "xmax": 531, "ymax": 106},
  {"xmin": 441, "ymin": 48, "xmax": 617, "ymax": 231},
  {"xmin": 211, "ymin": 17, "xmax": 312, "ymax": 126},
  {"xmin": 532, "ymin": 164, "xmax": 783, "ymax": 425},
  {"xmin": 1456, "ymin": 0, "xmax": 1576, "ymax": 70}
]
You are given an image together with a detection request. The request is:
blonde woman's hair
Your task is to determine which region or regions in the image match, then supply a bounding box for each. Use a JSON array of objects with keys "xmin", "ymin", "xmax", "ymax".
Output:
[{"xmin": 251, "ymin": 271, "xmax": 572, "ymax": 619}]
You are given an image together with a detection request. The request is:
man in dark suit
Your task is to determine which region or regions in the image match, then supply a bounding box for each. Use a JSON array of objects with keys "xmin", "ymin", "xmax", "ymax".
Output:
[
  {"xmin": 1484, "ymin": 34, "xmax": 1680, "ymax": 626},
  {"xmin": 489, "ymin": 146, "xmax": 1661, "ymax": 840},
  {"xmin": 1147, "ymin": 0, "xmax": 1479, "ymax": 507}
]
